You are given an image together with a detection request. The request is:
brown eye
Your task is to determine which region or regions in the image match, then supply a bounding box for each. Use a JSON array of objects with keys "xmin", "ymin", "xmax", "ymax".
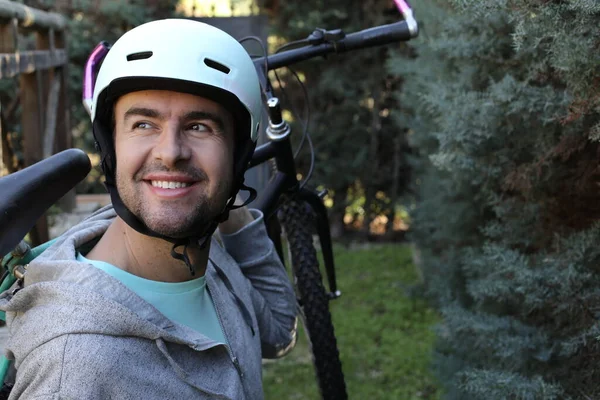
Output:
[
  {"xmin": 188, "ymin": 123, "xmax": 212, "ymax": 133},
  {"xmin": 133, "ymin": 122, "xmax": 152, "ymax": 130},
  {"xmin": 188, "ymin": 123, "xmax": 210, "ymax": 132}
]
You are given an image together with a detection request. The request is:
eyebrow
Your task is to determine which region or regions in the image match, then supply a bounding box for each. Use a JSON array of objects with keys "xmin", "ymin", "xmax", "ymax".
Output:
[
  {"xmin": 123, "ymin": 107, "xmax": 228, "ymax": 133},
  {"xmin": 124, "ymin": 107, "xmax": 162, "ymax": 120}
]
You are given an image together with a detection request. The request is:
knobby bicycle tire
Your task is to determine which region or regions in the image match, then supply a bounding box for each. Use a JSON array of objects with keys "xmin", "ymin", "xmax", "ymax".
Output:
[{"xmin": 279, "ymin": 199, "xmax": 347, "ymax": 400}]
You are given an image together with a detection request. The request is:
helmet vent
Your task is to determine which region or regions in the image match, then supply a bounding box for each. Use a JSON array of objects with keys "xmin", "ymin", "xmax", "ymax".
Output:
[
  {"xmin": 204, "ymin": 58, "xmax": 230, "ymax": 74},
  {"xmin": 127, "ymin": 51, "xmax": 153, "ymax": 61}
]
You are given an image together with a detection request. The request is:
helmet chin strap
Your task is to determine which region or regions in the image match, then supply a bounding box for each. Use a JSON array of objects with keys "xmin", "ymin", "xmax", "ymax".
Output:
[
  {"xmin": 169, "ymin": 228, "xmax": 215, "ymax": 276},
  {"xmin": 97, "ymin": 111, "xmax": 258, "ymax": 277},
  {"xmin": 105, "ymin": 179, "xmax": 257, "ymax": 277}
]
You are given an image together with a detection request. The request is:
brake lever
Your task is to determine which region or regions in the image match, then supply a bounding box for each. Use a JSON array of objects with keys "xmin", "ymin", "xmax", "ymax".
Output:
[
  {"xmin": 307, "ymin": 28, "xmax": 345, "ymax": 46},
  {"xmin": 307, "ymin": 0, "xmax": 417, "ymax": 49}
]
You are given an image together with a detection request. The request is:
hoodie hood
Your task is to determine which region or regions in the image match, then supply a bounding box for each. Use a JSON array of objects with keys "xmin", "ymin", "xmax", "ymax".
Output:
[{"xmin": 0, "ymin": 206, "xmax": 222, "ymax": 367}]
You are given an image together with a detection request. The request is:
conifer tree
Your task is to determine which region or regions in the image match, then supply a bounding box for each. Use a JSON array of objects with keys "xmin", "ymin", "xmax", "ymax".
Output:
[{"xmin": 389, "ymin": 0, "xmax": 600, "ymax": 398}]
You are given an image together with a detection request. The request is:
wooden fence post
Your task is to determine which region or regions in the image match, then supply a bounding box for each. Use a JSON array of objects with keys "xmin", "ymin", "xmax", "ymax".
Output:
[
  {"xmin": 54, "ymin": 28, "xmax": 75, "ymax": 211},
  {"xmin": 20, "ymin": 29, "xmax": 51, "ymax": 245},
  {"xmin": 0, "ymin": 1, "xmax": 71, "ymax": 245},
  {"xmin": 0, "ymin": 20, "xmax": 14, "ymax": 174}
]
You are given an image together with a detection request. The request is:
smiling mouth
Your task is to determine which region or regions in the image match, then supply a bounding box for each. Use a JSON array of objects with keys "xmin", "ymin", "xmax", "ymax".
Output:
[{"xmin": 150, "ymin": 180, "xmax": 193, "ymax": 189}]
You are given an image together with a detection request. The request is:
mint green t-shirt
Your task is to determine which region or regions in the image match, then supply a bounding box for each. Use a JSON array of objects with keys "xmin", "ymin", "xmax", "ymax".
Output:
[{"xmin": 77, "ymin": 253, "xmax": 227, "ymax": 345}]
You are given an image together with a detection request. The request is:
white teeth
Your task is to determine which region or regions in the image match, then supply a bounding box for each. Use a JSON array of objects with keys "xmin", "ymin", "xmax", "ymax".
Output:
[{"xmin": 151, "ymin": 181, "xmax": 191, "ymax": 189}]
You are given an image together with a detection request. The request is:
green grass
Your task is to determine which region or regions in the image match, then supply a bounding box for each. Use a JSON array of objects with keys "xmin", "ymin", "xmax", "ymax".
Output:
[{"xmin": 263, "ymin": 243, "xmax": 441, "ymax": 400}]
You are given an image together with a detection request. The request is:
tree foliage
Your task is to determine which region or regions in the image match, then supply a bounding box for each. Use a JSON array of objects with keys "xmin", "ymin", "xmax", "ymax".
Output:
[
  {"xmin": 266, "ymin": 0, "xmax": 412, "ymax": 237},
  {"xmin": 390, "ymin": 0, "xmax": 600, "ymax": 398}
]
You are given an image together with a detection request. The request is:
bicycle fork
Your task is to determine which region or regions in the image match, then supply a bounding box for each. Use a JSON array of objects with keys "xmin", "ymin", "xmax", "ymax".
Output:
[
  {"xmin": 296, "ymin": 187, "xmax": 341, "ymax": 301},
  {"xmin": 261, "ymin": 94, "xmax": 341, "ymax": 301}
]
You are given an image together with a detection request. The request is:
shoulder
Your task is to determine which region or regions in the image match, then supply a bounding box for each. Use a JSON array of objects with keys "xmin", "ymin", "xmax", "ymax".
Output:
[
  {"xmin": 37, "ymin": 206, "xmax": 117, "ymax": 262},
  {"xmin": 8, "ymin": 334, "xmax": 68, "ymax": 398},
  {"xmin": 12, "ymin": 333, "xmax": 171, "ymax": 397}
]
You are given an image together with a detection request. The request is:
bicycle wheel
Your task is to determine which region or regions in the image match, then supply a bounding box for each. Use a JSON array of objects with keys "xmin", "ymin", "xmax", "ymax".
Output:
[{"xmin": 278, "ymin": 198, "xmax": 347, "ymax": 400}]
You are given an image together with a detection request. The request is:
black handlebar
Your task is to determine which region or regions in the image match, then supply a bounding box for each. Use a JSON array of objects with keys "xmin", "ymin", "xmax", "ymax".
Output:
[
  {"xmin": 341, "ymin": 20, "xmax": 414, "ymax": 51},
  {"xmin": 254, "ymin": 20, "xmax": 414, "ymax": 71}
]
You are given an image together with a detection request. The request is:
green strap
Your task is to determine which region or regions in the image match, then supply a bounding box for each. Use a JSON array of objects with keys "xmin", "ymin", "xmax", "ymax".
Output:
[
  {"xmin": 0, "ymin": 276, "xmax": 15, "ymax": 299},
  {"xmin": 0, "ymin": 238, "xmax": 58, "ymax": 387},
  {"xmin": 0, "ymin": 355, "xmax": 10, "ymax": 387},
  {"xmin": 11, "ymin": 238, "xmax": 57, "ymax": 266},
  {"xmin": 0, "ymin": 238, "xmax": 58, "ymax": 320},
  {"xmin": 2, "ymin": 238, "xmax": 57, "ymax": 272}
]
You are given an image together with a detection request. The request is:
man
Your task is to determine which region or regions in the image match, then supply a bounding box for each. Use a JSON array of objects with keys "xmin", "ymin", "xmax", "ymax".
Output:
[{"xmin": 0, "ymin": 19, "xmax": 297, "ymax": 399}]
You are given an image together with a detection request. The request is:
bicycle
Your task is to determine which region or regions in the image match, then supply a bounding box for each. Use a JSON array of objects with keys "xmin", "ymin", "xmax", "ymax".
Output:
[{"xmin": 0, "ymin": 2, "xmax": 418, "ymax": 398}]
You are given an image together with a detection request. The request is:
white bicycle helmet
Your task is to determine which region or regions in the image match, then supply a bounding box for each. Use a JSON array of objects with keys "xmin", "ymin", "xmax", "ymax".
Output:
[{"xmin": 89, "ymin": 19, "xmax": 263, "ymax": 268}]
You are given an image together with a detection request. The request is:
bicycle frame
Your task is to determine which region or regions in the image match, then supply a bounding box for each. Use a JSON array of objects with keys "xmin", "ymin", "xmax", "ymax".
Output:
[
  {"xmin": 249, "ymin": 133, "xmax": 296, "ymax": 215},
  {"xmin": 247, "ymin": 76, "xmax": 341, "ymax": 297}
]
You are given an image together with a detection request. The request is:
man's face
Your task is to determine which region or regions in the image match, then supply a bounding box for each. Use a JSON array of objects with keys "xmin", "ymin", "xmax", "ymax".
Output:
[{"xmin": 113, "ymin": 90, "xmax": 235, "ymax": 238}]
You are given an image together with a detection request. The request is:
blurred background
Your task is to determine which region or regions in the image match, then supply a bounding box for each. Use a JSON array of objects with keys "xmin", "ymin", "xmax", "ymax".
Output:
[{"xmin": 2, "ymin": 0, "xmax": 600, "ymax": 399}]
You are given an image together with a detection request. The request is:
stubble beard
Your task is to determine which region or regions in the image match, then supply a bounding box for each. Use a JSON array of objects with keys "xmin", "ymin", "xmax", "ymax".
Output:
[{"xmin": 116, "ymin": 164, "xmax": 232, "ymax": 239}]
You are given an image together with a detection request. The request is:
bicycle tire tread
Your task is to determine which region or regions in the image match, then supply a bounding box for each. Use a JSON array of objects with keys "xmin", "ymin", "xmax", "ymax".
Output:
[{"xmin": 279, "ymin": 199, "xmax": 347, "ymax": 400}]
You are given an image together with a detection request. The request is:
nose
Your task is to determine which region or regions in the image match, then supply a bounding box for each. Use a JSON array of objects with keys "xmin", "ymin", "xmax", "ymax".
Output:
[{"xmin": 151, "ymin": 124, "xmax": 192, "ymax": 168}]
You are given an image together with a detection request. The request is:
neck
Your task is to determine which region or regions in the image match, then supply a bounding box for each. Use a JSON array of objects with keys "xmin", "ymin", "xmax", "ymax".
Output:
[{"xmin": 86, "ymin": 217, "xmax": 209, "ymax": 282}]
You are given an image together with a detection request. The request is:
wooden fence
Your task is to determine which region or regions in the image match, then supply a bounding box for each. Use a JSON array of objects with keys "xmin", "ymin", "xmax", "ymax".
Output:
[{"xmin": 0, "ymin": 1, "xmax": 70, "ymax": 246}]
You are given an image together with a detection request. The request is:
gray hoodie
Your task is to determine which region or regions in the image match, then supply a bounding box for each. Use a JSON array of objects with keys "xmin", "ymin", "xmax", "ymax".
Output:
[{"xmin": 0, "ymin": 206, "xmax": 297, "ymax": 399}]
